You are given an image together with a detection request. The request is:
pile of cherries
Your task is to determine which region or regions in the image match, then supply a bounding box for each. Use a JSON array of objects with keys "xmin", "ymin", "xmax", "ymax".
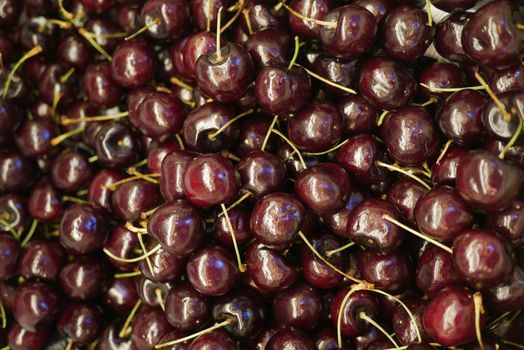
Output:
[{"xmin": 0, "ymin": 0, "xmax": 524, "ymax": 349}]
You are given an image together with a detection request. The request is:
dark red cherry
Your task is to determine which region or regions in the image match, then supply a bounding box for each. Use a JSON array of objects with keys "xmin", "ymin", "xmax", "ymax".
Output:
[
  {"xmin": 246, "ymin": 28, "xmax": 291, "ymax": 68},
  {"xmin": 187, "ymin": 245, "xmax": 239, "ymax": 296},
  {"xmin": 140, "ymin": 0, "xmax": 188, "ymax": 40},
  {"xmin": 437, "ymin": 89, "xmax": 487, "ymax": 146},
  {"xmin": 358, "ymin": 249, "xmax": 413, "ymax": 293},
  {"xmin": 383, "ymin": 5, "xmax": 433, "ymax": 61},
  {"xmin": 246, "ymin": 243, "xmax": 299, "ymax": 292},
  {"xmin": 422, "ymin": 287, "xmax": 482, "ymax": 346},
  {"xmin": 13, "ymin": 281, "xmax": 60, "ymax": 331},
  {"xmin": 453, "ymin": 230, "xmax": 514, "ymax": 289},
  {"xmin": 61, "ymin": 101, "xmax": 98, "ymax": 143},
  {"xmin": 131, "ymin": 306, "xmax": 172, "ymax": 350},
  {"xmin": 28, "ymin": 178, "xmax": 62, "ymax": 223},
  {"xmin": 215, "ymin": 206, "xmax": 252, "ymax": 247},
  {"xmin": 0, "ymin": 194, "xmax": 29, "ymax": 233},
  {"xmin": 103, "ymin": 277, "xmax": 139, "ymax": 313},
  {"xmin": 19, "ymin": 239, "xmax": 65, "ymax": 281},
  {"xmin": 37, "ymin": 63, "xmax": 75, "ymax": 106},
  {"xmin": 0, "ymin": 149, "xmax": 34, "ymax": 192},
  {"xmin": 183, "ymin": 31, "xmax": 216, "ymax": 78},
  {"xmin": 51, "ymin": 150, "xmax": 93, "ymax": 192},
  {"xmin": 14, "ymin": 119, "xmax": 58, "ymax": 158},
  {"xmin": 80, "ymin": 0, "xmax": 113, "ymax": 13},
  {"xmin": 112, "ymin": 179, "xmax": 160, "ymax": 222},
  {"xmin": 83, "ymin": 62, "xmax": 123, "ymax": 108},
  {"xmin": 481, "ymin": 92, "xmax": 523, "ymax": 141},
  {"xmin": 138, "ymin": 244, "xmax": 184, "ymax": 283},
  {"xmin": 95, "ymin": 121, "xmax": 141, "ymax": 169},
  {"xmin": 337, "ymin": 95, "xmax": 377, "ymax": 136},
  {"xmin": 320, "ymin": 5, "xmax": 377, "ymax": 59},
  {"xmin": 236, "ymin": 151, "xmax": 286, "ymax": 197},
  {"xmin": 386, "ymin": 178, "xmax": 427, "ymax": 225},
  {"xmin": 147, "ymin": 140, "xmax": 182, "ymax": 174},
  {"xmin": 347, "ymin": 198, "xmax": 405, "ymax": 253},
  {"xmin": 431, "ymin": 147, "xmax": 468, "ymax": 185},
  {"xmin": 266, "ymin": 327, "xmax": 315, "ymax": 350},
  {"xmin": 414, "ymin": 186, "xmax": 473, "ymax": 242},
  {"xmin": 487, "ymin": 200, "xmax": 524, "ymax": 247},
  {"xmin": 295, "ymin": 163, "xmax": 350, "ymax": 216},
  {"xmin": 7, "ymin": 323, "xmax": 48, "ymax": 350},
  {"xmin": 182, "ymin": 102, "xmax": 239, "ymax": 153},
  {"xmin": 195, "ymin": 43, "xmax": 254, "ymax": 103},
  {"xmin": 0, "ymin": 100, "xmax": 21, "ymax": 136},
  {"xmin": 234, "ymin": 114, "xmax": 280, "ymax": 157},
  {"xmin": 273, "ymin": 281, "xmax": 322, "ymax": 331},
  {"xmin": 88, "ymin": 169, "xmax": 123, "ymax": 212},
  {"xmin": 165, "ymin": 282, "xmax": 210, "ymax": 331},
  {"xmin": 486, "ymin": 63, "xmax": 524, "ymax": 96},
  {"xmin": 416, "ymin": 245, "xmax": 460, "ymax": 297},
  {"xmin": 324, "ymin": 191, "xmax": 366, "ymax": 237},
  {"xmin": 462, "ymin": 0, "xmax": 523, "ymax": 69},
  {"xmin": 60, "ymin": 256, "xmax": 109, "ymax": 300},
  {"xmin": 59, "ymin": 204, "xmax": 108, "ymax": 255},
  {"xmin": 255, "ymin": 66, "xmax": 311, "ymax": 115},
  {"xmin": 358, "ymin": 57, "xmax": 416, "ymax": 110},
  {"xmin": 0, "ymin": 235, "xmax": 19, "ymax": 280},
  {"xmin": 381, "ymin": 106, "xmax": 440, "ymax": 166},
  {"xmin": 314, "ymin": 326, "xmax": 352, "ymax": 350},
  {"xmin": 160, "ymin": 150, "xmax": 195, "ymax": 201},
  {"xmin": 99, "ymin": 320, "xmax": 134, "ymax": 350},
  {"xmin": 58, "ymin": 302, "xmax": 102, "ymax": 344},
  {"xmin": 84, "ymin": 17, "xmax": 122, "ymax": 51},
  {"xmin": 183, "ymin": 154, "xmax": 240, "ymax": 208},
  {"xmin": 240, "ymin": 0, "xmax": 284, "ymax": 33},
  {"xmin": 485, "ymin": 266, "xmax": 524, "ymax": 312},
  {"xmin": 330, "ymin": 289, "xmax": 379, "ymax": 337},
  {"xmin": 456, "ymin": 150, "xmax": 524, "ymax": 211},
  {"xmin": 19, "ymin": 16, "xmax": 57, "ymax": 51},
  {"xmin": 104, "ymin": 225, "xmax": 139, "ymax": 271},
  {"xmin": 111, "ymin": 40, "xmax": 155, "ymax": 88},
  {"xmin": 58, "ymin": 33, "xmax": 92, "ymax": 69},
  {"xmin": 392, "ymin": 300, "xmax": 427, "ymax": 346},
  {"xmin": 301, "ymin": 234, "xmax": 346, "ymax": 289},
  {"xmin": 434, "ymin": 12, "xmax": 471, "ymax": 63},
  {"xmin": 189, "ymin": 330, "xmax": 237, "ymax": 350},
  {"xmin": 191, "ymin": 0, "xmax": 227, "ymax": 31},
  {"xmin": 420, "ymin": 62, "xmax": 467, "ymax": 98},
  {"xmin": 353, "ymin": 0, "xmax": 394, "ymax": 26},
  {"xmin": 250, "ymin": 192, "xmax": 306, "ymax": 249},
  {"xmin": 288, "ymin": 0, "xmax": 332, "ymax": 38},
  {"xmin": 288, "ymin": 100, "xmax": 342, "ymax": 152},
  {"xmin": 136, "ymin": 276, "xmax": 173, "ymax": 308}
]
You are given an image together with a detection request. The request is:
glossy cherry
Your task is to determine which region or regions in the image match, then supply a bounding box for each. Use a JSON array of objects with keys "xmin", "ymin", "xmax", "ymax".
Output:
[
  {"xmin": 14, "ymin": 119, "xmax": 58, "ymax": 158},
  {"xmin": 95, "ymin": 121, "xmax": 141, "ymax": 169},
  {"xmin": 19, "ymin": 239, "xmax": 65, "ymax": 281},
  {"xmin": 138, "ymin": 244, "xmax": 184, "ymax": 282},
  {"xmin": 131, "ymin": 306, "xmax": 172, "ymax": 350},
  {"xmin": 434, "ymin": 12, "xmax": 471, "ymax": 63},
  {"xmin": 13, "ymin": 281, "xmax": 60, "ymax": 331},
  {"xmin": 416, "ymin": 245, "xmax": 460, "ymax": 297},
  {"xmin": 111, "ymin": 40, "xmax": 155, "ymax": 88},
  {"xmin": 330, "ymin": 289, "xmax": 379, "ymax": 337},
  {"xmin": 0, "ymin": 234, "xmax": 19, "ymax": 280},
  {"xmin": 358, "ymin": 249, "xmax": 413, "ymax": 293},
  {"xmin": 165, "ymin": 282, "xmax": 210, "ymax": 332},
  {"xmin": 7, "ymin": 323, "xmax": 48, "ymax": 350},
  {"xmin": 103, "ymin": 277, "xmax": 139, "ymax": 313},
  {"xmin": 337, "ymin": 95, "xmax": 377, "ymax": 136},
  {"xmin": 273, "ymin": 281, "xmax": 323, "ymax": 331},
  {"xmin": 140, "ymin": 0, "xmax": 188, "ymax": 40},
  {"xmin": 51, "ymin": 150, "xmax": 93, "ymax": 192},
  {"xmin": 246, "ymin": 28, "xmax": 291, "ymax": 68},
  {"xmin": 59, "ymin": 204, "xmax": 108, "ymax": 255}
]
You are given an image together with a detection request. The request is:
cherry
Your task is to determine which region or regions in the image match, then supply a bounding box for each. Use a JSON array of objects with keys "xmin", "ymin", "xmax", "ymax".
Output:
[
  {"xmin": 453, "ymin": 230, "xmax": 514, "ymax": 290},
  {"xmin": 19, "ymin": 239, "xmax": 65, "ymax": 281},
  {"xmin": 314, "ymin": 326, "xmax": 352, "ymax": 350},
  {"xmin": 37, "ymin": 63, "xmax": 76, "ymax": 106},
  {"xmin": 188, "ymin": 330, "xmax": 237, "ymax": 350},
  {"xmin": 88, "ymin": 169, "xmax": 123, "ymax": 212},
  {"xmin": 95, "ymin": 121, "xmax": 141, "ymax": 169},
  {"xmin": 7, "ymin": 323, "xmax": 49, "ymax": 350},
  {"xmin": 116, "ymin": 3, "xmax": 142, "ymax": 33},
  {"xmin": 0, "ymin": 234, "xmax": 19, "ymax": 280},
  {"xmin": 111, "ymin": 40, "xmax": 155, "ymax": 88},
  {"xmin": 324, "ymin": 191, "xmax": 366, "ymax": 238},
  {"xmin": 337, "ymin": 95, "xmax": 377, "ymax": 136},
  {"xmin": 103, "ymin": 277, "xmax": 139, "ymax": 313},
  {"xmin": 112, "ymin": 179, "xmax": 160, "ymax": 222},
  {"xmin": 140, "ymin": 0, "xmax": 188, "ymax": 40},
  {"xmin": 236, "ymin": 150, "xmax": 286, "ymax": 197},
  {"xmin": 311, "ymin": 55, "xmax": 358, "ymax": 97},
  {"xmin": 353, "ymin": 0, "xmax": 394, "ymax": 26},
  {"xmin": 165, "ymin": 282, "xmax": 210, "ymax": 332},
  {"xmin": 28, "ymin": 178, "xmax": 61, "ymax": 223},
  {"xmin": 183, "ymin": 154, "xmax": 240, "ymax": 208},
  {"xmin": 13, "ymin": 281, "xmax": 60, "ymax": 331},
  {"xmin": 58, "ymin": 302, "xmax": 102, "ymax": 345},
  {"xmin": 422, "ymin": 287, "xmax": 482, "ymax": 346},
  {"xmin": 186, "ymin": 245, "xmax": 240, "ymax": 296},
  {"xmin": 250, "ymin": 192, "xmax": 305, "ymax": 248},
  {"xmin": 83, "ymin": 62, "xmax": 123, "ymax": 108},
  {"xmin": 138, "ymin": 244, "xmax": 184, "ymax": 282},
  {"xmin": 434, "ymin": 12, "xmax": 471, "ymax": 63},
  {"xmin": 98, "ymin": 320, "xmax": 134, "ymax": 350},
  {"xmin": 416, "ymin": 245, "xmax": 460, "ymax": 297},
  {"xmin": 358, "ymin": 56, "xmax": 416, "ymax": 110},
  {"xmin": 183, "ymin": 31, "xmax": 217, "ymax": 78},
  {"xmin": 215, "ymin": 205, "xmax": 252, "ymax": 247},
  {"xmin": 182, "ymin": 102, "xmax": 238, "ymax": 153},
  {"xmin": 414, "ymin": 186, "xmax": 473, "ymax": 243},
  {"xmin": 358, "ymin": 249, "xmax": 413, "ymax": 294},
  {"xmin": 147, "ymin": 140, "xmax": 182, "ymax": 174},
  {"xmin": 456, "ymin": 150, "xmax": 524, "ymax": 212},
  {"xmin": 14, "ymin": 119, "xmax": 58, "ymax": 158},
  {"xmin": 386, "ymin": 178, "xmax": 427, "ymax": 225},
  {"xmin": 196, "ymin": 43, "xmax": 254, "ymax": 103},
  {"xmin": 252, "ymin": 327, "xmax": 279, "ymax": 350},
  {"xmin": 273, "ymin": 281, "xmax": 323, "ymax": 331},
  {"xmin": 51, "ymin": 150, "xmax": 93, "ymax": 192},
  {"xmin": 481, "ymin": 92, "xmax": 523, "ymax": 141},
  {"xmin": 136, "ymin": 276, "xmax": 173, "ymax": 308},
  {"xmin": 486, "ymin": 63, "xmax": 524, "ymax": 96},
  {"xmin": 80, "ymin": 0, "xmax": 113, "ymax": 13},
  {"xmin": 392, "ymin": 299, "xmax": 427, "ymax": 346},
  {"xmin": 347, "ymin": 198, "xmax": 405, "ymax": 253},
  {"xmin": 160, "ymin": 150, "xmax": 194, "ymax": 201},
  {"xmin": 487, "ymin": 200, "xmax": 524, "ymax": 247},
  {"xmin": 104, "ymin": 225, "xmax": 139, "ymax": 271},
  {"xmin": 462, "ymin": 0, "xmax": 523, "ymax": 69},
  {"xmin": 485, "ymin": 266, "xmax": 524, "ymax": 312},
  {"xmin": 84, "ymin": 17, "xmax": 122, "ymax": 51},
  {"xmin": 246, "ymin": 28, "xmax": 292, "ymax": 68},
  {"xmin": 245, "ymin": 242, "xmax": 299, "ymax": 292},
  {"xmin": 330, "ymin": 289, "xmax": 379, "ymax": 337},
  {"xmin": 131, "ymin": 306, "xmax": 172, "ymax": 350},
  {"xmin": 234, "ymin": 114, "xmax": 280, "ymax": 157},
  {"xmin": 288, "ymin": 0, "xmax": 332, "ymax": 38},
  {"xmin": 0, "ymin": 100, "xmax": 21, "ymax": 136},
  {"xmin": 191, "ymin": 0, "xmax": 227, "ymax": 31},
  {"xmin": 255, "ymin": 66, "xmax": 311, "ymax": 115},
  {"xmin": 60, "ymin": 255, "xmax": 108, "ymax": 300},
  {"xmin": 241, "ymin": 0, "xmax": 284, "ymax": 33},
  {"xmin": 431, "ymin": 147, "xmax": 468, "ymax": 185},
  {"xmin": 59, "ymin": 204, "xmax": 108, "ymax": 255},
  {"xmin": 484, "ymin": 136, "xmax": 524, "ymax": 166},
  {"xmin": 0, "ymin": 149, "xmax": 35, "ymax": 192},
  {"xmin": 320, "ymin": 5, "xmax": 377, "ymax": 59},
  {"xmin": 420, "ymin": 62, "xmax": 467, "ymax": 98}
]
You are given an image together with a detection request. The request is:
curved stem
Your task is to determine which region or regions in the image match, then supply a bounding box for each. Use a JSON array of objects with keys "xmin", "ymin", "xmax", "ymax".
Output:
[
  {"xmin": 0, "ymin": 299, "xmax": 5, "ymax": 329},
  {"xmin": 473, "ymin": 292, "xmax": 485, "ymax": 350},
  {"xmin": 3, "ymin": 45, "xmax": 43, "ymax": 98},
  {"xmin": 119, "ymin": 299, "xmax": 142, "ymax": 338},
  {"xmin": 474, "ymin": 72, "xmax": 511, "ymax": 122},
  {"xmin": 294, "ymin": 63, "xmax": 356, "ymax": 95},
  {"xmin": 155, "ymin": 288, "xmax": 165, "ymax": 311},
  {"xmin": 50, "ymin": 127, "xmax": 84, "ymax": 146},
  {"xmin": 125, "ymin": 222, "xmax": 148, "ymax": 234},
  {"xmin": 518, "ymin": 23, "xmax": 524, "ymax": 30},
  {"xmin": 360, "ymin": 312, "xmax": 399, "ymax": 348},
  {"xmin": 279, "ymin": 0, "xmax": 336, "ymax": 27},
  {"xmin": 126, "ymin": 168, "xmax": 160, "ymax": 184},
  {"xmin": 125, "ymin": 18, "xmax": 161, "ymax": 41},
  {"xmin": 20, "ymin": 219, "xmax": 38, "ymax": 247},
  {"xmin": 220, "ymin": 0, "xmax": 245, "ymax": 33},
  {"xmin": 499, "ymin": 115, "xmax": 522, "ymax": 159},
  {"xmin": 337, "ymin": 285, "xmax": 362, "ymax": 348},
  {"xmin": 436, "ymin": 139, "xmax": 453, "ymax": 165},
  {"xmin": 155, "ymin": 319, "xmax": 233, "ymax": 348},
  {"xmin": 261, "ymin": 115, "xmax": 278, "ymax": 152},
  {"xmin": 220, "ymin": 204, "xmax": 246, "ymax": 272},
  {"xmin": 375, "ymin": 161, "xmax": 432, "ymax": 190},
  {"xmin": 175, "ymin": 134, "xmax": 185, "ymax": 150},
  {"xmin": 382, "ymin": 214, "xmax": 453, "ymax": 254},
  {"xmin": 65, "ymin": 339, "xmax": 74, "ymax": 350},
  {"xmin": 137, "ymin": 233, "xmax": 154, "ymax": 275},
  {"xmin": 58, "ymin": 0, "xmax": 74, "ymax": 20},
  {"xmin": 271, "ymin": 128, "xmax": 307, "ymax": 170},
  {"xmin": 288, "ymin": 36, "xmax": 300, "ymax": 70},
  {"xmin": 304, "ymin": 139, "xmax": 349, "ymax": 156},
  {"xmin": 0, "ymin": 219, "xmax": 21, "ymax": 240},
  {"xmin": 103, "ymin": 244, "xmax": 162, "ymax": 263},
  {"xmin": 325, "ymin": 241, "xmax": 355, "ymax": 258},
  {"xmin": 208, "ymin": 108, "xmax": 254, "ymax": 140},
  {"xmin": 78, "ymin": 27, "xmax": 112, "ymax": 61},
  {"xmin": 502, "ymin": 340, "xmax": 524, "ymax": 349}
]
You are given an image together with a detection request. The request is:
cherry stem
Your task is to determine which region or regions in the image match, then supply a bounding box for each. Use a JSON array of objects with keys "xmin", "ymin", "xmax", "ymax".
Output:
[
  {"xmin": 0, "ymin": 299, "xmax": 5, "ymax": 329},
  {"xmin": 126, "ymin": 168, "xmax": 160, "ymax": 184},
  {"xmin": 499, "ymin": 113, "xmax": 522, "ymax": 160},
  {"xmin": 88, "ymin": 155, "xmax": 98, "ymax": 163},
  {"xmin": 51, "ymin": 126, "xmax": 84, "ymax": 146},
  {"xmin": 155, "ymin": 288, "xmax": 165, "ymax": 311},
  {"xmin": 337, "ymin": 285, "xmax": 363, "ymax": 348},
  {"xmin": 155, "ymin": 318, "xmax": 233, "ymax": 348},
  {"xmin": 65, "ymin": 339, "xmax": 74, "ymax": 350},
  {"xmin": 137, "ymin": 233, "xmax": 154, "ymax": 275},
  {"xmin": 155, "ymin": 86, "xmax": 171, "ymax": 94},
  {"xmin": 78, "ymin": 27, "xmax": 112, "ymax": 61},
  {"xmin": 46, "ymin": 18, "xmax": 73, "ymax": 29},
  {"xmin": 218, "ymin": 191, "xmax": 252, "ymax": 217},
  {"xmin": 61, "ymin": 111, "xmax": 129, "ymax": 125},
  {"xmin": 131, "ymin": 158, "xmax": 148, "ymax": 169},
  {"xmin": 325, "ymin": 241, "xmax": 355, "ymax": 258},
  {"xmin": 474, "ymin": 72, "xmax": 511, "ymax": 122},
  {"xmin": 175, "ymin": 134, "xmax": 186, "ymax": 150},
  {"xmin": 415, "ymin": 97, "xmax": 438, "ymax": 107},
  {"xmin": 360, "ymin": 312, "xmax": 399, "ymax": 348},
  {"xmin": 20, "ymin": 219, "xmax": 38, "ymax": 248},
  {"xmin": 62, "ymin": 196, "xmax": 90, "ymax": 205},
  {"xmin": 215, "ymin": 7, "xmax": 224, "ymax": 61},
  {"xmin": 271, "ymin": 128, "xmax": 308, "ymax": 170},
  {"xmin": 261, "ymin": 115, "xmax": 279, "ymax": 152},
  {"xmin": 220, "ymin": 0, "xmax": 245, "ymax": 33},
  {"xmin": 59, "ymin": 67, "xmax": 76, "ymax": 84},
  {"xmin": 119, "ymin": 299, "xmax": 142, "ymax": 338},
  {"xmin": 294, "ymin": 63, "xmax": 357, "ymax": 95},
  {"xmin": 382, "ymin": 214, "xmax": 453, "ymax": 253},
  {"xmin": 377, "ymin": 110, "xmax": 389, "ymax": 126},
  {"xmin": 304, "ymin": 139, "xmax": 349, "ymax": 156},
  {"xmin": 279, "ymin": 0, "xmax": 336, "ymax": 28},
  {"xmin": 125, "ymin": 222, "xmax": 148, "ymax": 234},
  {"xmin": 375, "ymin": 161, "xmax": 432, "ymax": 190},
  {"xmin": 58, "ymin": 0, "xmax": 74, "ymax": 20},
  {"xmin": 114, "ymin": 271, "xmax": 141, "ymax": 279},
  {"xmin": 473, "ymin": 292, "xmax": 485, "ymax": 350},
  {"xmin": 502, "ymin": 340, "xmax": 524, "ymax": 349},
  {"xmin": 103, "ymin": 244, "xmax": 162, "ymax": 263},
  {"xmin": 2, "ymin": 45, "xmax": 43, "ymax": 98},
  {"xmin": 298, "ymin": 231, "xmax": 368, "ymax": 285},
  {"xmin": 220, "ymin": 203, "xmax": 247, "ymax": 272},
  {"xmin": 141, "ymin": 205, "xmax": 161, "ymax": 220},
  {"xmin": 288, "ymin": 36, "xmax": 300, "ymax": 70},
  {"xmin": 425, "ymin": 0, "xmax": 433, "ymax": 26},
  {"xmin": 125, "ymin": 18, "xmax": 161, "ymax": 41},
  {"xmin": 0, "ymin": 218, "xmax": 21, "ymax": 240},
  {"xmin": 517, "ymin": 23, "xmax": 524, "ymax": 30},
  {"xmin": 208, "ymin": 108, "xmax": 254, "ymax": 140},
  {"xmin": 436, "ymin": 139, "xmax": 453, "ymax": 165},
  {"xmin": 170, "ymin": 76, "xmax": 193, "ymax": 91},
  {"xmin": 242, "ymin": 9, "xmax": 253, "ymax": 34},
  {"xmin": 419, "ymin": 82, "xmax": 485, "ymax": 93}
]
